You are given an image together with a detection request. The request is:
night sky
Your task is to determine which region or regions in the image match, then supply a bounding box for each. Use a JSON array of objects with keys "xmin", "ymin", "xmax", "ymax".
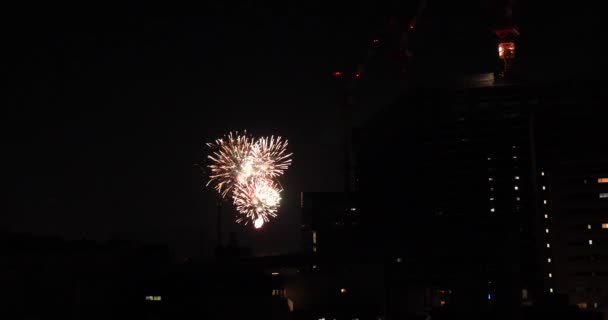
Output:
[{"xmin": 5, "ymin": 2, "xmax": 605, "ymax": 257}]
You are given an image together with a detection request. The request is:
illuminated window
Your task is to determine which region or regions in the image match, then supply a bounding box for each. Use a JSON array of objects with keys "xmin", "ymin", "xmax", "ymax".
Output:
[
  {"xmin": 487, "ymin": 157, "xmax": 492, "ymax": 161},
  {"xmin": 602, "ymin": 223, "xmax": 608, "ymax": 229},
  {"xmin": 145, "ymin": 296, "xmax": 161, "ymax": 301},
  {"xmin": 498, "ymin": 42, "xmax": 515, "ymax": 59},
  {"xmin": 350, "ymin": 207, "xmax": 357, "ymax": 211},
  {"xmin": 541, "ymin": 172, "xmax": 545, "ymax": 176},
  {"xmin": 544, "ymin": 214, "xmax": 548, "ymax": 219},
  {"xmin": 489, "ymin": 197, "xmax": 494, "ymax": 201},
  {"xmin": 313, "ymin": 246, "xmax": 317, "ymax": 252},
  {"xmin": 600, "ymin": 193, "xmax": 608, "ymax": 198},
  {"xmin": 312, "ymin": 231, "xmax": 317, "ymax": 244},
  {"xmin": 515, "ymin": 176, "xmax": 520, "ymax": 180},
  {"xmin": 588, "ymin": 224, "xmax": 592, "ymax": 230},
  {"xmin": 440, "ymin": 300, "xmax": 446, "ymax": 306},
  {"xmin": 545, "ymin": 229, "xmax": 549, "ymax": 234},
  {"xmin": 549, "ymin": 288, "xmax": 554, "ymax": 293},
  {"xmin": 514, "ymin": 186, "xmax": 519, "ymax": 190},
  {"xmin": 488, "ymin": 177, "xmax": 494, "ymax": 181},
  {"xmin": 542, "ymin": 186, "xmax": 546, "ymax": 190},
  {"xmin": 548, "ymin": 258, "xmax": 552, "ymax": 263},
  {"xmin": 577, "ymin": 302, "xmax": 588, "ymax": 309},
  {"xmin": 487, "ymin": 293, "xmax": 492, "ymax": 300},
  {"xmin": 589, "ymin": 240, "xmax": 593, "ymax": 245},
  {"xmin": 340, "ymin": 288, "xmax": 347, "ymax": 293},
  {"xmin": 546, "ymin": 243, "xmax": 551, "ymax": 248},
  {"xmin": 548, "ymin": 273, "xmax": 553, "ymax": 278},
  {"xmin": 395, "ymin": 257, "xmax": 402, "ymax": 263},
  {"xmin": 543, "ymin": 200, "xmax": 548, "ymax": 204},
  {"xmin": 598, "ymin": 178, "xmax": 608, "ymax": 183},
  {"xmin": 522, "ymin": 289, "xmax": 528, "ymax": 300},
  {"xmin": 516, "ymin": 197, "xmax": 520, "ymax": 201},
  {"xmin": 513, "ymin": 156, "xmax": 518, "ymax": 159},
  {"xmin": 490, "ymin": 208, "xmax": 495, "ymax": 213},
  {"xmin": 594, "ymin": 302, "xmax": 599, "ymax": 308},
  {"xmin": 272, "ymin": 272, "xmax": 279, "ymax": 276}
]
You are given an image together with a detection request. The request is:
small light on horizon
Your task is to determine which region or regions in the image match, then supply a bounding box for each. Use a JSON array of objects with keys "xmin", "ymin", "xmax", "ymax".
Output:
[
  {"xmin": 272, "ymin": 272, "xmax": 279, "ymax": 276},
  {"xmin": 340, "ymin": 288, "xmax": 347, "ymax": 293}
]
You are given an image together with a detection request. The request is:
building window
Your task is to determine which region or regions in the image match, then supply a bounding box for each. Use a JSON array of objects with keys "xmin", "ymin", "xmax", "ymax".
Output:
[
  {"xmin": 522, "ymin": 289, "xmax": 528, "ymax": 300},
  {"xmin": 541, "ymin": 172, "xmax": 545, "ymax": 176},
  {"xmin": 312, "ymin": 231, "xmax": 317, "ymax": 244},
  {"xmin": 542, "ymin": 186, "xmax": 546, "ymax": 190},
  {"xmin": 545, "ymin": 229, "xmax": 549, "ymax": 234},
  {"xmin": 489, "ymin": 177, "xmax": 494, "ymax": 181},
  {"xmin": 548, "ymin": 258, "xmax": 552, "ymax": 263},
  {"xmin": 588, "ymin": 224, "xmax": 592, "ymax": 230},
  {"xmin": 490, "ymin": 208, "xmax": 495, "ymax": 213},
  {"xmin": 544, "ymin": 214, "xmax": 548, "ymax": 219},
  {"xmin": 515, "ymin": 176, "xmax": 520, "ymax": 180},
  {"xmin": 577, "ymin": 302, "xmax": 588, "ymax": 309},
  {"xmin": 514, "ymin": 186, "xmax": 519, "ymax": 190},
  {"xmin": 602, "ymin": 223, "xmax": 608, "ymax": 229},
  {"xmin": 547, "ymin": 243, "xmax": 551, "ymax": 248},
  {"xmin": 598, "ymin": 178, "xmax": 608, "ymax": 183},
  {"xmin": 594, "ymin": 302, "xmax": 599, "ymax": 308},
  {"xmin": 145, "ymin": 296, "xmax": 161, "ymax": 301},
  {"xmin": 548, "ymin": 273, "xmax": 553, "ymax": 278},
  {"xmin": 589, "ymin": 240, "xmax": 593, "ymax": 245},
  {"xmin": 600, "ymin": 193, "xmax": 608, "ymax": 199},
  {"xmin": 549, "ymin": 288, "xmax": 554, "ymax": 293}
]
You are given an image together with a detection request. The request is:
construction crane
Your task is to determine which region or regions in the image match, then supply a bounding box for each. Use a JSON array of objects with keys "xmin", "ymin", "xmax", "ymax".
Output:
[{"xmin": 333, "ymin": 0, "xmax": 428, "ymax": 193}]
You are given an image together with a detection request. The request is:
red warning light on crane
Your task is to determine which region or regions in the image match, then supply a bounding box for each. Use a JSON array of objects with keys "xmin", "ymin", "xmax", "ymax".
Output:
[{"xmin": 332, "ymin": 71, "xmax": 343, "ymax": 77}]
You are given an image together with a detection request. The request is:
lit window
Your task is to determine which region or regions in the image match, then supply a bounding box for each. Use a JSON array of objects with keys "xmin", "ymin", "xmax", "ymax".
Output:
[
  {"xmin": 516, "ymin": 197, "xmax": 520, "ymax": 201},
  {"xmin": 543, "ymin": 200, "xmax": 547, "ymax": 204},
  {"xmin": 313, "ymin": 246, "xmax": 317, "ymax": 252},
  {"xmin": 577, "ymin": 302, "xmax": 588, "ymax": 309},
  {"xmin": 522, "ymin": 289, "xmax": 528, "ymax": 300},
  {"xmin": 544, "ymin": 214, "xmax": 548, "ymax": 219},
  {"xmin": 340, "ymin": 288, "xmax": 347, "ymax": 293},
  {"xmin": 598, "ymin": 178, "xmax": 608, "ymax": 183},
  {"xmin": 549, "ymin": 288, "xmax": 554, "ymax": 293},
  {"xmin": 545, "ymin": 229, "xmax": 549, "ymax": 234},
  {"xmin": 588, "ymin": 224, "xmax": 592, "ymax": 230},
  {"xmin": 440, "ymin": 300, "xmax": 446, "ymax": 306},
  {"xmin": 489, "ymin": 177, "xmax": 494, "ymax": 181},
  {"xmin": 490, "ymin": 208, "xmax": 495, "ymax": 213},
  {"xmin": 498, "ymin": 42, "xmax": 515, "ymax": 59},
  {"xmin": 541, "ymin": 172, "xmax": 545, "ymax": 176},
  {"xmin": 515, "ymin": 176, "xmax": 520, "ymax": 180},
  {"xmin": 312, "ymin": 265, "xmax": 317, "ymax": 269},
  {"xmin": 594, "ymin": 302, "xmax": 599, "ymax": 308},
  {"xmin": 513, "ymin": 156, "xmax": 518, "ymax": 159},
  {"xmin": 487, "ymin": 293, "xmax": 492, "ymax": 300},
  {"xmin": 546, "ymin": 243, "xmax": 551, "ymax": 248},
  {"xmin": 350, "ymin": 207, "xmax": 357, "ymax": 211},
  {"xmin": 589, "ymin": 240, "xmax": 593, "ymax": 245},
  {"xmin": 395, "ymin": 257, "xmax": 402, "ymax": 263},
  {"xmin": 548, "ymin": 258, "xmax": 552, "ymax": 263},
  {"xmin": 600, "ymin": 193, "xmax": 608, "ymax": 199},
  {"xmin": 512, "ymin": 145, "xmax": 517, "ymax": 149},
  {"xmin": 272, "ymin": 272, "xmax": 279, "ymax": 276},
  {"xmin": 548, "ymin": 273, "xmax": 552, "ymax": 278},
  {"xmin": 487, "ymin": 157, "xmax": 492, "ymax": 161},
  {"xmin": 514, "ymin": 186, "xmax": 519, "ymax": 190},
  {"xmin": 145, "ymin": 296, "xmax": 161, "ymax": 301},
  {"xmin": 602, "ymin": 223, "xmax": 608, "ymax": 229},
  {"xmin": 489, "ymin": 197, "xmax": 494, "ymax": 201},
  {"xmin": 542, "ymin": 186, "xmax": 546, "ymax": 190},
  {"xmin": 312, "ymin": 231, "xmax": 317, "ymax": 244}
]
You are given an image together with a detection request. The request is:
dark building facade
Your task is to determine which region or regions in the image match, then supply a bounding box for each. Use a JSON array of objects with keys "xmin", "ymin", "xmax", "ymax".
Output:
[{"xmin": 354, "ymin": 78, "xmax": 608, "ymax": 318}]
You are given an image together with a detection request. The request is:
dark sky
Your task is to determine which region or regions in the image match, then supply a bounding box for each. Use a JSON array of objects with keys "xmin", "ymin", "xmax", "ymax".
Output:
[{"xmin": 5, "ymin": 1, "xmax": 605, "ymax": 257}]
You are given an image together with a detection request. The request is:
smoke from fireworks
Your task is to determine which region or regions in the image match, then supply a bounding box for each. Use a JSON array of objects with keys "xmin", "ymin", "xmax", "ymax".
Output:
[{"xmin": 205, "ymin": 131, "xmax": 292, "ymax": 227}]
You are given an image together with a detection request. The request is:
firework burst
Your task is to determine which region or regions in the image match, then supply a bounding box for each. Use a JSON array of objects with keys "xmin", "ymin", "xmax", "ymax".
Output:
[
  {"xmin": 206, "ymin": 131, "xmax": 253, "ymax": 197},
  {"xmin": 205, "ymin": 131, "xmax": 292, "ymax": 228},
  {"xmin": 232, "ymin": 177, "xmax": 281, "ymax": 227}
]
